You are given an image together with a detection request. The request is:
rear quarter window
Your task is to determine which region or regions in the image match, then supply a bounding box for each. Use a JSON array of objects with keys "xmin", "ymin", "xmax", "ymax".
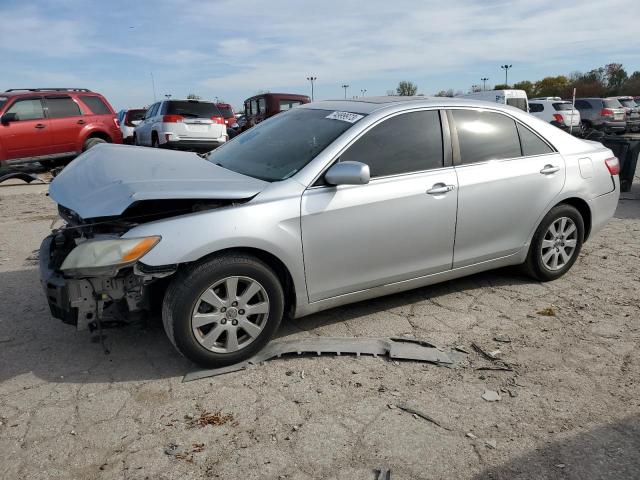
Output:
[
  {"xmin": 553, "ymin": 103, "xmax": 574, "ymax": 111},
  {"xmin": 603, "ymin": 99, "xmax": 623, "ymax": 109},
  {"xmin": 529, "ymin": 103, "xmax": 544, "ymax": 113},
  {"xmin": 46, "ymin": 96, "xmax": 82, "ymax": 118},
  {"xmin": 517, "ymin": 123, "xmax": 554, "ymax": 156},
  {"xmin": 79, "ymin": 95, "xmax": 112, "ymax": 115}
]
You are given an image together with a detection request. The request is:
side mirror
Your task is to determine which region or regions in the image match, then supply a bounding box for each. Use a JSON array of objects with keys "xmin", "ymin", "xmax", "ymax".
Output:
[
  {"xmin": 1, "ymin": 112, "xmax": 17, "ymax": 124},
  {"xmin": 325, "ymin": 161, "xmax": 370, "ymax": 186}
]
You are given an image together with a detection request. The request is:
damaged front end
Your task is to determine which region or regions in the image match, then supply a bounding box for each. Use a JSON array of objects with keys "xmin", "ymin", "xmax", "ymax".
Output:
[{"xmin": 39, "ymin": 199, "xmax": 231, "ymax": 331}]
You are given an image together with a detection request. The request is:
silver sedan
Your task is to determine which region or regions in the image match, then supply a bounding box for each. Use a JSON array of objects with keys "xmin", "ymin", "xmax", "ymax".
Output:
[{"xmin": 42, "ymin": 96, "xmax": 621, "ymax": 366}]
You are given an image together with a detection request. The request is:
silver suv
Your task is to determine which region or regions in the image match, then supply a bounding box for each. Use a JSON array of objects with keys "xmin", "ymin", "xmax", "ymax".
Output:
[
  {"xmin": 133, "ymin": 99, "xmax": 227, "ymax": 151},
  {"xmin": 40, "ymin": 97, "xmax": 620, "ymax": 367},
  {"xmin": 613, "ymin": 96, "xmax": 640, "ymax": 132},
  {"xmin": 573, "ymin": 97, "xmax": 626, "ymax": 133}
]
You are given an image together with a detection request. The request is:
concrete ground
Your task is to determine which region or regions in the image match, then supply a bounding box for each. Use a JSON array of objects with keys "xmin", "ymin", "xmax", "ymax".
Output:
[{"xmin": 0, "ymin": 172, "xmax": 638, "ymax": 480}]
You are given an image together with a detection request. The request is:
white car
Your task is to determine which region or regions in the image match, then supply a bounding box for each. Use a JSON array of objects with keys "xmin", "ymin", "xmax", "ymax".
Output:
[
  {"xmin": 117, "ymin": 108, "xmax": 147, "ymax": 144},
  {"xmin": 457, "ymin": 89, "xmax": 529, "ymax": 112},
  {"xmin": 528, "ymin": 99, "xmax": 581, "ymax": 134},
  {"xmin": 134, "ymin": 99, "xmax": 227, "ymax": 151}
]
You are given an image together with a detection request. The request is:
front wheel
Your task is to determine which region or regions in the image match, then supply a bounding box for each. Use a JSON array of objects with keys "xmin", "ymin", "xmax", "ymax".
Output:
[
  {"xmin": 524, "ymin": 204, "xmax": 584, "ymax": 281},
  {"xmin": 162, "ymin": 253, "xmax": 285, "ymax": 367},
  {"xmin": 83, "ymin": 137, "xmax": 107, "ymax": 151}
]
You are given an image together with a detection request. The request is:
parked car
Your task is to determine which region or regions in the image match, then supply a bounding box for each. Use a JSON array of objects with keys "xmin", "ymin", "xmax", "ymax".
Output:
[
  {"xmin": 612, "ymin": 96, "xmax": 640, "ymax": 132},
  {"xmin": 457, "ymin": 89, "xmax": 529, "ymax": 112},
  {"xmin": 242, "ymin": 93, "xmax": 310, "ymax": 130},
  {"xmin": 117, "ymin": 108, "xmax": 147, "ymax": 144},
  {"xmin": 573, "ymin": 98, "xmax": 626, "ymax": 133},
  {"xmin": 528, "ymin": 99, "xmax": 581, "ymax": 133},
  {"xmin": 133, "ymin": 99, "xmax": 227, "ymax": 151},
  {"xmin": 41, "ymin": 97, "xmax": 620, "ymax": 367},
  {"xmin": 215, "ymin": 103, "xmax": 236, "ymax": 127},
  {"xmin": 0, "ymin": 88, "xmax": 122, "ymax": 166}
]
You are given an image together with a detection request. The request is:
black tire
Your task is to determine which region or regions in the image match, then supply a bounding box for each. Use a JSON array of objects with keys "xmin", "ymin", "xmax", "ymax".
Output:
[
  {"xmin": 162, "ymin": 253, "xmax": 285, "ymax": 367},
  {"xmin": 133, "ymin": 134, "xmax": 138, "ymax": 146},
  {"xmin": 83, "ymin": 137, "xmax": 107, "ymax": 151},
  {"xmin": 524, "ymin": 204, "xmax": 584, "ymax": 282},
  {"xmin": 151, "ymin": 133, "xmax": 159, "ymax": 148}
]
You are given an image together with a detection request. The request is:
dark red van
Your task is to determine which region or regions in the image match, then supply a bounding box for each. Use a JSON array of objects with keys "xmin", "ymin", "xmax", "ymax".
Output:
[{"xmin": 242, "ymin": 93, "xmax": 310, "ymax": 130}]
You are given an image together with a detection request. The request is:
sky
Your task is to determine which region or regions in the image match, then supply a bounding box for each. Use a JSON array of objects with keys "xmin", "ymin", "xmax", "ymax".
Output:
[{"xmin": 1, "ymin": 0, "xmax": 639, "ymax": 111}]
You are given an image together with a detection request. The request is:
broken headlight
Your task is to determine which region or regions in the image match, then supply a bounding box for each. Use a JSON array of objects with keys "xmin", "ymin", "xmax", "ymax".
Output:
[{"xmin": 60, "ymin": 236, "xmax": 161, "ymax": 273}]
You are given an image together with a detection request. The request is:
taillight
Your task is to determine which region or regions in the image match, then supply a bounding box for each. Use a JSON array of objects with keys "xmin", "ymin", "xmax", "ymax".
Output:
[
  {"xmin": 163, "ymin": 114, "xmax": 184, "ymax": 123},
  {"xmin": 605, "ymin": 157, "xmax": 620, "ymax": 175},
  {"xmin": 552, "ymin": 113, "xmax": 564, "ymax": 124},
  {"xmin": 211, "ymin": 116, "xmax": 225, "ymax": 125},
  {"xmin": 601, "ymin": 108, "xmax": 614, "ymax": 118}
]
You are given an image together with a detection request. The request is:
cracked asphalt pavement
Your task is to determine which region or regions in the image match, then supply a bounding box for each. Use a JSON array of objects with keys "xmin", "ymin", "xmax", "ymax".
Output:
[{"xmin": 0, "ymin": 172, "xmax": 638, "ymax": 480}]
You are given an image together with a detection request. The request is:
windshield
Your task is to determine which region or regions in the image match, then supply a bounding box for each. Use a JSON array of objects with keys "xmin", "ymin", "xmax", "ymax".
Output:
[
  {"xmin": 127, "ymin": 109, "xmax": 146, "ymax": 122},
  {"xmin": 217, "ymin": 106, "xmax": 234, "ymax": 117},
  {"xmin": 0, "ymin": 97, "xmax": 7, "ymax": 112},
  {"xmin": 165, "ymin": 101, "xmax": 221, "ymax": 118},
  {"xmin": 208, "ymin": 108, "xmax": 363, "ymax": 181},
  {"xmin": 553, "ymin": 102, "xmax": 574, "ymax": 111}
]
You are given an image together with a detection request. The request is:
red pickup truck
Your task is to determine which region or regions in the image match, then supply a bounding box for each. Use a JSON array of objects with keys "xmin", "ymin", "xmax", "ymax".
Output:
[{"xmin": 0, "ymin": 88, "xmax": 122, "ymax": 167}]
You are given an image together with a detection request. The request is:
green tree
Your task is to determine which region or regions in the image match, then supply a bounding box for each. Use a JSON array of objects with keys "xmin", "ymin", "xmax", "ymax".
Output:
[
  {"xmin": 605, "ymin": 63, "xmax": 628, "ymax": 94},
  {"xmin": 512, "ymin": 80, "xmax": 534, "ymax": 97},
  {"xmin": 493, "ymin": 83, "xmax": 509, "ymax": 90},
  {"xmin": 621, "ymin": 71, "xmax": 640, "ymax": 95},
  {"xmin": 532, "ymin": 76, "xmax": 569, "ymax": 98},
  {"xmin": 396, "ymin": 81, "xmax": 418, "ymax": 96},
  {"xmin": 434, "ymin": 89, "xmax": 454, "ymax": 97},
  {"xmin": 570, "ymin": 69, "xmax": 607, "ymax": 97}
]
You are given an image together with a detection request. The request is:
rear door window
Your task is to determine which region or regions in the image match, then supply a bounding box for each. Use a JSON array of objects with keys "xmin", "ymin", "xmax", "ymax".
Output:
[
  {"xmin": 79, "ymin": 95, "xmax": 111, "ymax": 115},
  {"xmin": 340, "ymin": 110, "xmax": 443, "ymax": 178},
  {"xmin": 5, "ymin": 98, "xmax": 45, "ymax": 121},
  {"xmin": 452, "ymin": 109, "xmax": 521, "ymax": 164},
  {"xmin": 517, "ymin": 123, "xmax": 554, "ymax": 156},
  {"xmin": 45, "ymin": 96, "xmax": 82, "ymax": 118}
]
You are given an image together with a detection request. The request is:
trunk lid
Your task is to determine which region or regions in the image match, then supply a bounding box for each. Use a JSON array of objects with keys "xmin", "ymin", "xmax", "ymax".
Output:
[{"xmin": 49, "ymin": 143, "xmax": 267, "ymax": 219}]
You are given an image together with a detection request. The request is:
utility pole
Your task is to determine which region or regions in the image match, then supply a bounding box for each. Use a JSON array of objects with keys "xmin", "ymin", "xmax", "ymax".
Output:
[
  {"xmin": 481, "ymin": 77, "xmax": 489, "ymax": 91},
  {"xmin": 360, "ymin": 89, "xmax": 367, "ymax": 97},
  {"xmin": 500, "ymin": 65, "xmax": 512, "ymax": 86},
  {"xmin": 341, "ymin": 84, "xmax": 349, "ymax": 99},
  {"xmin": 150, "ymin": 72, "xmax": 157, "ymax": 102},
  {"xmin": 306, "ymin": 76, "xmax": 317, "ymax": 101}
]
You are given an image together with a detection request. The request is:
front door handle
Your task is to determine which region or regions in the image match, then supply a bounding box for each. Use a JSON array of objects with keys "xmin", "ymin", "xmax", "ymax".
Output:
[
  {"xmin": 77, "ymin": 119, "xmax": 86, "ymax": 125},
  {"xmin": 540, "ymin": 165, "xmax": 560, "ymax": 175},
  {"xmin": 35, "ymin": 123, "xmax": 46, "ymax": 129},
  {"xmin": 427, "ymin": 183, "xmax": 455, "ymax": 195}
]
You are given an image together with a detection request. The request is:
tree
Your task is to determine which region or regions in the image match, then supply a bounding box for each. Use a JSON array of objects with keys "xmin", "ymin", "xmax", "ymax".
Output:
[
  {"xmin": 605, "ymin": 63, "xmax": 628, "ymax": 94},
  {"xmin": 493, "ymin": 83, "xmax": 509, "ymax": 90},
  {"xmin": 396, "ymin": 81, "xmax": 418, "ymax": 96},
  {"xmin": 621, "ymin": 71, "xmax": 640, "ymax": 95},
  {"xmin": 532, "ymin": 76, "xmax": 569, "ymax": 98},
  {"xmin": 512, "ymin": 80, "xmax": 534, "ymax": 97},
  {"xmin": 434, "ymin": 89, "xmax": 454, "ymax": 97},
  {"xmin": 186, "ymin": 93, "xmax": 201, "ymax": 100}
]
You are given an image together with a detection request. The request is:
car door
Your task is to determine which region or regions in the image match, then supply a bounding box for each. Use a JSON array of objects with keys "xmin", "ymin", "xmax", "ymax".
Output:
[
  {"xmin": 0, "ymin": 97, "xmax": 52, "ymax": 160},
  {"xmin": 449, "ymin": 108, "xmax": 565, "ymax": 268},
  {"xmin": 301, "ymin": 109, "xmax": 458, "ymax": 302},
  {"xmin": 44, "ymin": 95, "xmax": 85, "ymax": 154}
]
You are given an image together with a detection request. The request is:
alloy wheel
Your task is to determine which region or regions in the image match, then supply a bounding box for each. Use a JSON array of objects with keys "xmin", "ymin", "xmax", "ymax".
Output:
[
  {"xmin": 540, "ymin": 216, "xmax": 578, "ymax": 271},
  {"xmin": 191, "ymin": 276, "xmax": 270, "ymax": 354}
]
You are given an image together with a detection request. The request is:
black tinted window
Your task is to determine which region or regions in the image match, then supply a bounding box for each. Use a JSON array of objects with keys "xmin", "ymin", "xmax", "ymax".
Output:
[
  {"xmin": 529, "ymin": 103, "xmax": 543, "ymax": 113},
  {"xmin": 46, "ymin": 96, "xmax": 81, "ymax": 118},
  {"xmin": 165, "ymin": 101, "xmax": 221, "ymax": 118},
  {"xmin": 553, "ymin": 102, "xmax": 573, "ymax": 111},
  {"xmin": 79, "ymin": 95, "xmax": 111, "ymax": 115},
  {"xmin": 517, "ymin": 123, "xmax": 554, "ymax": 156},
  {"xmin": 126, "ymin": 109, "xmax": 146, "ymax": 122},
  {"xmin": 6, "ymin": 98, "xmax": 44, "ymax": 120},
  {"xmin": 453, "ymin": 109, "xmax": 521, "ymax": 164},
  {"xmin": 574, "ymin": 100, "xmax": 593, "ymax": 109},
  {"xmin": 217, "ymin": 106, "xmax": 234, "ymax": 117},
  {"xmin": 340, "ymin": 110, "xmax": 443, "ymax": 177}
]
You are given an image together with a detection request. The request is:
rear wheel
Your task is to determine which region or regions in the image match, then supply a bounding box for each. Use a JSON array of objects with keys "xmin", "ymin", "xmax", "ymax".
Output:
[
  {"xmin": 162, "ymin": 253, "xmax": 285, "ymax": 367},
  {"xmin": 524, "ymin": 204, "xmax": 584, "ymax": 281},
  {"xmin": 133, "ymin": 134, "xmax": 138, "ymax": 146},
  {"xmin": 151, "ymin": 133, "xmax": 159, "ymax": 148},
  {"xmin": 83, "ymin": 137, "xmax": 107, "ymax": 151}
]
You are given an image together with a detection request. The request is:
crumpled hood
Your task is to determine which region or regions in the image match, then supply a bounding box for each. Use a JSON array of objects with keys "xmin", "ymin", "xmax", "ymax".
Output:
[{"xmin": 49, "ymin": 144, "xmax": 268, "ymax": 219}]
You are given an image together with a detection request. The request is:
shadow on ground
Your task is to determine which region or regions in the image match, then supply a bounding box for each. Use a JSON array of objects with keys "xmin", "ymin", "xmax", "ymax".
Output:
[
  {"xmin": 0, "ymin": 265, "xmax": 530, "ymax": 385},
  {"xmin": 473, "ymin": 415, "xmax": 640, "ymax": 480}
]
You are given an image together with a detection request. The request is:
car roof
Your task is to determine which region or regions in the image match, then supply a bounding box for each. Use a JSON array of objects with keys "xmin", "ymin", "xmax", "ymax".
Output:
[
  {"xmin": 2, "ymin": 88, "xmax": 94, "ymax": 98},
  {"xmin": 299, "ymin": 96, "xmax": 521, "ymax": 115}
]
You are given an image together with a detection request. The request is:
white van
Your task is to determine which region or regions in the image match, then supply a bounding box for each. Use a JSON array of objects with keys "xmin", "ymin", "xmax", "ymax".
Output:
[{"xmin": 458, "ymin": 89, "xmax": 529, "ymax": 112}]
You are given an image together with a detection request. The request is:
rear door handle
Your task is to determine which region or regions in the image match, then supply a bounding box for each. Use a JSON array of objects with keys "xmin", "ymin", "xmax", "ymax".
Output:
[
  {"xmin": 427, "ymin": 183, "xmax": 455, "ymax": 195},
  {"xmin": 540, "ymin": 165, "xmax": 560, "ymax": 175},
  {"xmin": 35, "ymin": 123, "xmax": 46, "ymax": 129}
]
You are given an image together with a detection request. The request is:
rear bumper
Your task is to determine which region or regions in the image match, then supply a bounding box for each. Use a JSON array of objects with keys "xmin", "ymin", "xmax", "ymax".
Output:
[
  {"xmin": 162, "ymin": 139, "xmax": 225, "ymax": 151},
  {"xmin": 625, "ymin": 119, "xmax": 640, "ymax": 132},
  {"xmin": 598, "ymin": 121, "xmax": 626, "ymax": 132}
]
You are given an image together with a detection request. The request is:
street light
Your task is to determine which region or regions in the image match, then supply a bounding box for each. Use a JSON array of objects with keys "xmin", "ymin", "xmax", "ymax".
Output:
[
  {"xmin": 306, "ymin": 76, "xmax": 317, "ymax": 101},
  {"xmin": 481, "ymin": 77, "xmax": 489, "ymax": 91},
  {"xmin": 500, "ymin": 65, "xmax": 512, "ymax": 86},
  {"xmin": 341, "ymin": 84, "xmax": 349, "ymax": 99},
  {"xmin": 360, "ymin": 89, "xmax": 367, "ymax": 97}
]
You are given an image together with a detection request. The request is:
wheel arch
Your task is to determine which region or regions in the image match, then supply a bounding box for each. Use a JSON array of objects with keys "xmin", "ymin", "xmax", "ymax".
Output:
[
  {"xmin": 80, "ymin": 128, "xmax": 113, "ymax": 148},
  {"xmin": 558, "ymin": 197, "xmax": 592, "ymax": 241}
]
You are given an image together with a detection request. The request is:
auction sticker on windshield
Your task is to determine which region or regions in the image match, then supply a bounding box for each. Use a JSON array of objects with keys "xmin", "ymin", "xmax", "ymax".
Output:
[{"xmin": 325, "ymin": 111, "xmax": 364, "ymax": 123}]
